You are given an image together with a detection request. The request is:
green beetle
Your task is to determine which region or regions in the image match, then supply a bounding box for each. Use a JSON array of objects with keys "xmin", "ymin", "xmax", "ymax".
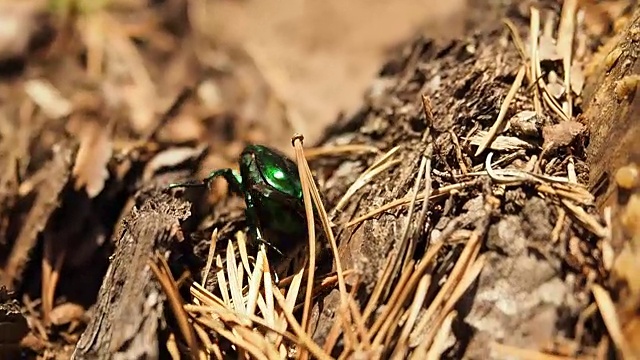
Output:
[{"xmin": 170, "ymin": 145, "xmax": 310, "ymax": 257}]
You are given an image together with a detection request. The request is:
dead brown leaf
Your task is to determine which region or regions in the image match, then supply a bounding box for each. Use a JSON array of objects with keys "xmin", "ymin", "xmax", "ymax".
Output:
[
  {"xmin": 509, "ymin": 110, "xmax": 540, "ymax": 137},
  {"xmin": 542, "ymin": 121, "xmax": 587, "ymax": 153},
  {"xmin": 470, "ymin": 131, "xmax": 536, "ymax": 152},
  {"xmin": 24, "ymin": 79, "xmax": 73, "ymax": 120},
  {"xmin": 72, "ymin": 121, "xmax": 113, "ymax": 198},
  {"xmin": 49, "ymin": 302, "xmax": 86, "ymax": 326}
]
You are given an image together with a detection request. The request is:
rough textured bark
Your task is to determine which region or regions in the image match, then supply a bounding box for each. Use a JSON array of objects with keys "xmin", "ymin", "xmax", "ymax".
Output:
[
  {"xmin": 71, "ymin": 189, "xmax": 190, "ymax": 360},
  {"xmin": 582, "ymin": 4, "xmax": 640, "ymax": 217}
]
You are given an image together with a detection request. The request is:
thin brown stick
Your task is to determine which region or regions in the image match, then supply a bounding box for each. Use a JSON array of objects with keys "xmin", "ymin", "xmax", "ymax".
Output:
[
  {"xmin": 410, "ymin": 230, "xmax": 482, "ymax": 344},
  {"xmin": 304, "ymin": 144, "xmax": 380, "ymax": 159},
  {"xmin": 394, "ymin": 153, "xmax": 429, "ymax": 289},
  {"xmin": 293, "ymin": 140, "xmax": 317, "ymax": 342},
  {"xmin": 390, "ymin": 274, "xmax": 431, "ymax": 359},
  {"xmin": 475, "ymin": 65, "xmax": 526, "ymax": 156},
  {"xmin": 149, "ymin": 254, "xmax": 199, "ymax": 358},
  {"xmin": 292, "ymin": 135, "xmax": 350, "ymax": 323},
  {"xmin": 346, "ymin": 180, "xmax": 477, "ymax": 227},
  {"xmin": 503, "ymin": 18, "xmax": 529, "ymax": 65},
  {"xmin": 557, "ymin": 0, "xmax": 577, "ymax": 120},
  {"xmin": 271, "ymin": 283, "xmax": 334, "ymax": 360},
  {"xmin": 530, "ymin": 7, "xmax": 543, "ymax": 117},
  {"xmin": 201, "ymin": 229, "xmax": 219, "ymax": 288}
]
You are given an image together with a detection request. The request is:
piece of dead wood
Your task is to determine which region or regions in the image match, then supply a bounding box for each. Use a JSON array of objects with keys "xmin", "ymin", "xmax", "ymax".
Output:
[
  {"xmin": 71, "ymin": 189, "xmax": 190, "ymax": 360},
  {"xmin": 72, "ymin": 120, "xmax": 114, "ymax": 199},
  {"xmin": 1, "ymin": 142, "xmax": 75, "ymax": 289}
]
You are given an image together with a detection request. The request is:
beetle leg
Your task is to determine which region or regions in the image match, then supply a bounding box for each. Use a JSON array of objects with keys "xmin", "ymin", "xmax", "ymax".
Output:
[
  {"xmin": 253, "ymin": 227, "xmax": 285, "ymax": 257},
  {"xmin": 202, "ymin": 169, "xmax": 243, "ymax": 194},
  {"xmin": 244, "ymin": 192, "xmax": 285, "ymax": 257}
]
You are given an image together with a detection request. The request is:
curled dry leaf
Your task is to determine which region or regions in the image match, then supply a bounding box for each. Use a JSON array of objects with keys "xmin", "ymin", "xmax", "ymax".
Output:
[{"xmin": 72, "ymin": 121, "xmax": 113, "ymax": 198}]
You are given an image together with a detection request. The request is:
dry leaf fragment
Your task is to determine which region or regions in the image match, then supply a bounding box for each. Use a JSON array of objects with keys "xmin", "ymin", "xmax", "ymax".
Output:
[
  {"xmin": 470, "ymin": 131, "xmax": 536, "ymax": 152},
  {"xmin": 49, "ymin": 303, "xmax": 86, "ymax": 326},
  {"xmin": 24, "ymin": 79, "xmax": 73, "ymax": 119},
  {"xmin": 570, "ymin": 63, "xmax": 585, "ymax": 96},
  {"xmin": 509, "ymin": 110, "xmax": 540, "ymax": 138},
  {"xmin": 538, "ymin": 34, "xmax": 562, "ymax": 61},
  {"xmin": 541, "ymin": 121, "xmax": 587, "ymax": 153},
  {"xmin": 72, "ymin": 121, "xmax": 113, "ymax": 198},
  {"xmin": 546, "ymin": 71, "xmax": 565, "ymax": 99}
]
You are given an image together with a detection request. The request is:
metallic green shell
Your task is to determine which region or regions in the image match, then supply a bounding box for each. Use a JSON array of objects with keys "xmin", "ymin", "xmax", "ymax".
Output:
[{"xmin": 241, "ymin": 145, "xmax": 302, "ymax": 200}]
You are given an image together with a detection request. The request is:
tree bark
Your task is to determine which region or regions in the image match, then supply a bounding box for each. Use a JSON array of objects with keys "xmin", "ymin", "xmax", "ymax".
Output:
[
  {"xmin": 71, "ymin": 189, "xmax": 190, "ymax": 360},
  {"xmin": 582, "ymin": 3, "xmax": 640, "ymax": 241}
]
